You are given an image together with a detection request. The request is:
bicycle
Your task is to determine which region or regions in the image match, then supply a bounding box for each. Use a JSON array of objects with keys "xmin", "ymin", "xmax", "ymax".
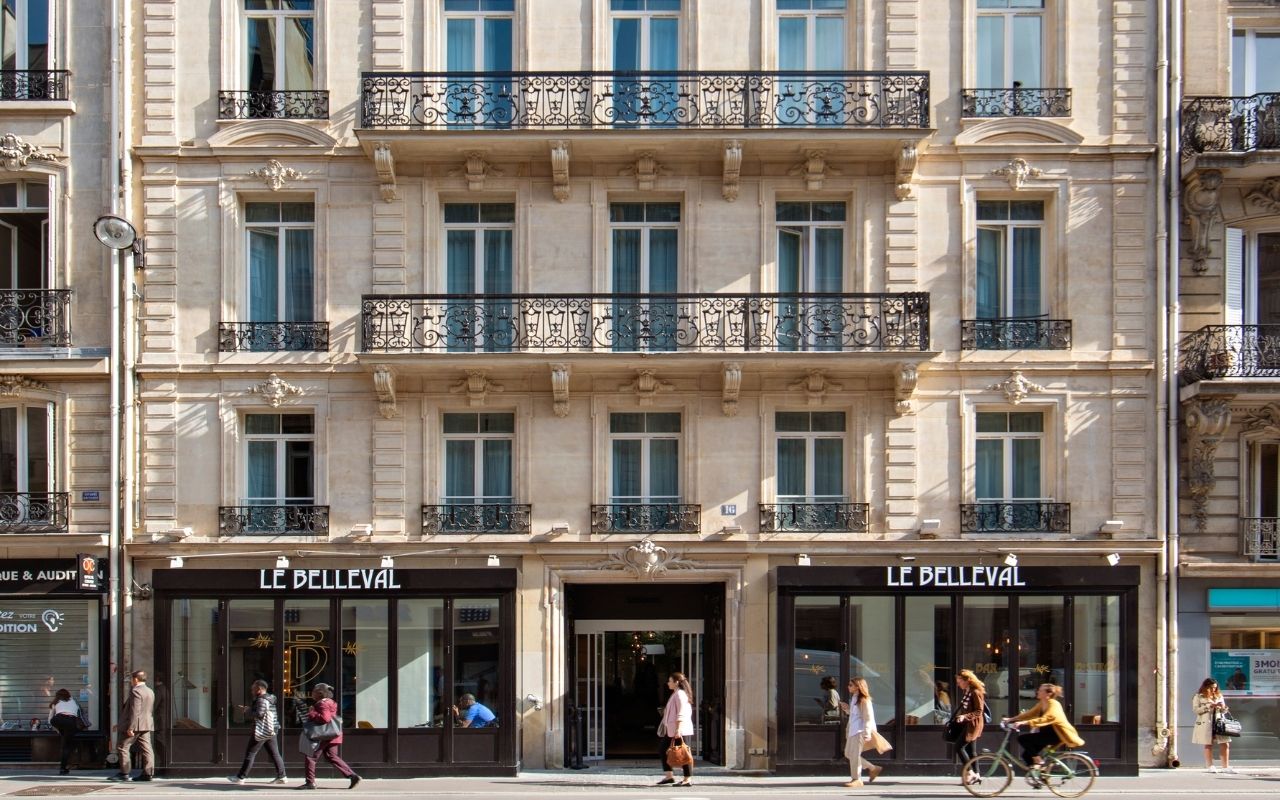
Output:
[{"xmin": 961, "ymin": 721, "xmax": 1098, "ymax": 798}]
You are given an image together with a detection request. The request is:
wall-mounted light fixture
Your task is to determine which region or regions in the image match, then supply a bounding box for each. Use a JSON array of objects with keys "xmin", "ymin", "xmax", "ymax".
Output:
[
  {"xmin": 918, "ymin": 518, "xmax": 941, "ymax": 539},
  {"xmin": 380, "ymin": 555, "xmax": 395, "ymax": 569},
  {"xmin": 1098, "ymin": 520, "xmax": 1124, "ymax": 537},
  {"xmin": 796, "ymin": 553, "xmax": 811, "ymax": 567},
  {"xmin": 275, "ymin": 555, "xmax": 290, "ymax": 569},
  {"xmin": 169, "ymin": 556, "xmax": 184, "ymax": 569},
  {"xmin": 487, "ymin": 554, "xmax": 501, "ymax": 567},
  {"xmin": 1003, "ymin": 553, "xmax": 1018, "ymax": 568},
  {"xmin": 1105, "ymin": 552, "xmax": 1121, "ymax": 567}
]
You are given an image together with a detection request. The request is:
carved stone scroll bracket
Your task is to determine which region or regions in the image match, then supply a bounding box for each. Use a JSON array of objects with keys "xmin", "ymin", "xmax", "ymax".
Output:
[
  {"xmin": 1184, "ymin": 398, "xmax": 1233, "ymax": 533},
  {"xmin": 550, "ymin": 140, "xmax": 571, "ymax": 202},
  {"xmin": 451, "ymin": 152, "xmax": 504, "ymax": 192},
  {"xmin": 895, "ymin": 142, "xmax": 918, "ymax": 200},
  {"xmin": 1246, "ymin": 177, "xmax": 1280, "ymax": 215},
  {"xmin": 789, "ymin": 369, "xmax": 843, "ymax": 406},
  {"xmin": 372, "ymin": 365, "xmax": 397, "ymax": 419},
  {"xmin": 250, "ymin": 373, "xmax": 304, "ymax": 408},
  {"xmin": 0, "ymin": 133, "xmax": 60, "ymax": 171},
  {"xmin": 373, "ymin": 143, "xmax": 398, "ymax": 202},
  {"xmin": 722, "ymin": 140, "xmax": 743, "ymax": 202},
  {"xmin": 451, "ymin": 369, "xmax": 504, "ymax": 407},
  {"xmin": 1183, "ymin": 170, "xmax": 1223, "ymax": 274},
  {"xmin": 550, "ymin": 363, "xmax": 571, "ymax": 418},
  {"xmin": 620, "ymin": 151, "xmax": 670, "ymax": 191},
  {"xmin": 621, "ymin": 369, "xmax": 674, "ymax": 406},
  {"xmin": 895, "ymin": 363, "xmax": 919, "ymax": 415},
  {"xmin": 986, "ymin": 370, "xmax": 1046, "ymax": 405},
  {"xmin": 0, "ymin": 375, "xmax": 48, "ymax": 397},
  {"xmin": 788, "ymin": 149, "xmax": 841, "ymax": 191},
  {"xmin": 721, "ymin": 362, "xmax": 742, "ymax": 417},
  {"xmin": 592, "ymin": 537, "xmax": 696, "ymax": 579},
  {"xmin": 991, "ymin": 157, "xmax": 1043, "ymax": 190},
  {"xmin": 247, "ymin": 158, "xmax": 304, "ymax": 191}
]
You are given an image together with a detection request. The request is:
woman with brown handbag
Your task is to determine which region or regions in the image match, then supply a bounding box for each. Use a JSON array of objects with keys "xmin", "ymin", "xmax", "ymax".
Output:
[
  {"xmin": 839, "ymin": 677, "xmax": 884, "ymax": 787},
  {"xmin": 656, "ymin": 672, "xmax": 694, "ymax": 786}
]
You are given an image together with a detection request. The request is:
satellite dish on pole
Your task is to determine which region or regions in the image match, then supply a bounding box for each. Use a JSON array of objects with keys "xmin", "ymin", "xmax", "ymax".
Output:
[{"xmin": 93, "ymin": 214, "xmax": 138, "ymax": 251}]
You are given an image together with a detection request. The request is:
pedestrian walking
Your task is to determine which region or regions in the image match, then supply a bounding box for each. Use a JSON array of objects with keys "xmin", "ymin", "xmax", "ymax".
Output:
[
  {"xmin": 47, "ymin": 688, "xmax": 81, "ymax": 775},
  {"xmin": 656, "ymin": 672, "xmax": 694, "ymax": 786},
  {"xmin": 1192, "ymin": 678, "xmax": 1234, "ymax": 773},
  {"xmin": 951, "ymin": 670, "xmax": 987, "ymax": 785},
  {"xmin": 299, "ymin": 683, "xmax": 361, "ymax": 790},
  {"xmin": 229, "ymin": 680, "xmax": 287, "ymax": 785},
  {"xmin": 839, "ymin": 677, "xmax": 884, "ymax": 788},
  {"xmin": 109, "ymin": 670, "xmax": 155, "ymax": 782}
]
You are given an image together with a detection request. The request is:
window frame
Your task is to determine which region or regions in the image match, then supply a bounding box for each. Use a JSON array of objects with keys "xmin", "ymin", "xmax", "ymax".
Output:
[
  {"xmin": 221, "ymin": 0, "xmax": 326, "ymax": 100},
  {"xmin": 774, "ymin": 410, "xmax": 847, "ymax": 504},
  {"xmin": 961, "ymin": 393, "xmax": 1064, "ymax": 510},
  {"xmin": 1226, "ymin": 227, "xmax": 1280, "ymax": 327},
  {"xmin": 775, "ymin": 200, "xmax": 846, "ymax": 294},
  {"xmin": 775, "ymin": 0, "xmax": 847, "ymax": 71},
  {"xmin": 975, "ymin": 0, "xmax": 1045, "ymax": 88},
  {"xmin": 0, "ymin": 178, "xmax": 50, "ymax": 290},
  {"xmin": 0, "ymin": 401, "xmax": 54, "ymax": 494},
  {"xmin": 964, "ymin": 0, "xmax": 1064, "ymax": 93},
  {"xmin": 441, "ymin": 202, "xmax": 516, "ymax": 295},
  {"xmin": 974, "ymin": 410, "xmax": 1047, "ymax": 502},
  {"xmin": 975, "ymin": 199, "xmax": 1045, "ymax": 319},
  {"xmin": 440, "ymin": 411, "xmax": 516, "ymax": 505},
  {"xmin": 443, "ymin": 0, "xmax": 514, "ymax": 73},
  {"xmin": 0, "ymin": 0, "xmax": 53, "ymax": 71},
  {"xmin": 607, "ymin": 201, "xmax": 681, "ymax": 293},
  {"xmin": 1231, "ymin": 27, "xmax": 1280, "ymax": 96},
  {"xmin": 241, "ymin": 0, "xmax": 316, "ymax": 92},
  {"xmin": 609, "ymin": 0, "xmax": 682, "ymax": 71},
  {"xmin": 243, "ymin": 201, "xmax": 315, "ymax": 323},
  {"xmin": 241, "ymin": 412, "xmax": 316, "ymax": 506},
  {"xmin": 607, "ymin": 411, "xmax": 682, "ymax": 505}
]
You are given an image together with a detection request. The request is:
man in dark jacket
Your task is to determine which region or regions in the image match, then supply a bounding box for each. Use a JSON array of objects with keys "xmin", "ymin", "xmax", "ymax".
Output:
[
  {"xmin": 109, "ymin": 671, "xmax": 155, "ymax": 782},
  {"xmin": 229, "ymin": 680, "xmax": 287, "ymax": 785}
]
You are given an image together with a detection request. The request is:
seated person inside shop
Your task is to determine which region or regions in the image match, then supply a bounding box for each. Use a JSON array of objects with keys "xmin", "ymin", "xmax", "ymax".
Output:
[{"xmin": 452, "ymin": 693, "xmax": 496, "ymax": 728}]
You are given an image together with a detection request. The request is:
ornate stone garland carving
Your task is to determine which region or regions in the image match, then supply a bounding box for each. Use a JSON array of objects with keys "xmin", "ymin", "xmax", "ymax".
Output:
[
  {"xmin": 788, "ymin": 149, "xmax": 841, "ymax": 191},
  {"xmin": 621, "ymin": 369, "xmax": 673, "ymax": 406},
  {"xmin": 247, "ymin": 159, "xmax": 304, "ymax": 191},
  {"xmin": 991, "ymin": 157, "xmax": 1043, "ymax": 190},
  {"xmin": 451, "ymin": 152, "xmax": 504, "ymax": 191},
  {"xmin": 620, "ymin": 151, "xmax": 670, "ymax": 191},
  {"xmin": 1184, "ymin": 398, "xmax": 1232, "ymax": 533},
  {"xmin": 0, "ymin": 133, "xmax": 59, "ymax": 171},
  {"xmin": 0, "ymin": 375, "xmax": 48, "ymax": 397},
  {"xmin": 451, "ymin": 370, "xmax": 503, "ymax": 407},
  {"xmin": 250, "ymin": 373, "xmax": 304, "ymax": 407},
  {"xmin": 986, "ymin": 370, "xmax": 1045, "ymax": 405},
  {"xmin": 593, "ymin": 537, "xmax": 696, "ymax": 579},
  {"xmin": 1246, "ymin": 177, "xmax": 1280, "ymax": 215}
]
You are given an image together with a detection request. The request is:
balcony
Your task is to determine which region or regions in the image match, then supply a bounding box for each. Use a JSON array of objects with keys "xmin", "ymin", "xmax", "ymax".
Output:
[
  {"xmin": 361, "ymin": 293, "xmax": 930, "ymax": 354},
  {"xmin": 1241, "ymin": 518, "xmax": 1280, "ymax": 561},
  {"xmin": 1179, "ymin": 325, "xmax": 1280, "ymax": 384},
  {"xmin": 422, "ymin": 503, "xmax": 532, "ymax": 534},
  {"xmin": 219, "ymin": 322, "xmax": 330, "ymax": 352},
  {"xmin": 759, "ymin": 502, "xmax": 869, "ymax": 533},
  {"xmin": 960, "ymin": 502, "xmax": 1071, "ymax": 534},
  {"xmin": 218, "ymin": 505, "xmax": 330, "ymax": 536},
  {"xmin": 0, "ymin": 70, "xmax": 69, "ymax": 101},
  {"xmin": 961, "ymin": 86, "xmax": 1072, "ymax": 118},
  {"xmin": 1182, "ymin": 94, "xmax": 1280, "ymax": 155},
  {"xmin": 591, "ymin": 503, "xmax": 700, "ymax": 533},
  {"xmin": 0, "ymin": 492, "xmax": 69, "ymax": 533},
  {"xmin": 0, "ymin": 290, "xmax": 72, "ymax": 347},
  {"xmin": 218, "ymin": 90, "xmax": 330, "ymax": 120},
  {"xmin": 961, "ymin": 319, "xmax": 1071, "ymax": 350}
]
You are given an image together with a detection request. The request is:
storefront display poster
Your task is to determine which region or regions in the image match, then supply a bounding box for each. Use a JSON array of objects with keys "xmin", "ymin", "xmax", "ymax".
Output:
[{"xmin": 1211, "ymin": 649, "xmax": 1280, "ymax": 696}]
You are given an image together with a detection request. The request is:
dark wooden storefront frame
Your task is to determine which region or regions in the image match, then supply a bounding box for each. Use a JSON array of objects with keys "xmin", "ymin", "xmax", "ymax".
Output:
[
  {"xmin": 775, "ymin": 565, "xmax": 1141, "ymax": 776},
  {"xmin": 152, "ymin": 568, "xmax": 517, "ymax": 777}
]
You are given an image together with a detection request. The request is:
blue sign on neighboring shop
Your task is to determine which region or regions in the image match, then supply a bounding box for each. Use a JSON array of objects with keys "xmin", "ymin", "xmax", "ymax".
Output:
[{"xmin": 1208, "ymin": 588, "xmax": 1280, "ymax": 611}]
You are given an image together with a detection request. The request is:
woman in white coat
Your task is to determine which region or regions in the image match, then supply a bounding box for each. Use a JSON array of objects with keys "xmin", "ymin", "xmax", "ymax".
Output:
[
  {"xmin": 839, "ymin": 677, "xmax": 883, "ymax": 788},
  {"xmin": 657, "ymin": 672, "xmax": 695, "ymax": 786},
  {"xmin": 1192, "ymin": 677, "xmax": 1234, "ymax": 773}
]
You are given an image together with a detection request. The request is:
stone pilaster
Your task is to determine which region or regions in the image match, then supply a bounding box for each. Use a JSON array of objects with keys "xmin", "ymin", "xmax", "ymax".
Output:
[
  {"xmin": 142, "ymin": 2, "xmax": 177, "ymax": 145},
  {"xmin": 372, "ymin": 417, "xmax": 406, "ymax": 537}
]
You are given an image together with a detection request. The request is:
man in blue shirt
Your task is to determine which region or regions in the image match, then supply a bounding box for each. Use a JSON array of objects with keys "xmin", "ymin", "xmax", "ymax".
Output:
[{"xmin": 453, "ymin": 693, "xmax": 496, "ymax": 728}]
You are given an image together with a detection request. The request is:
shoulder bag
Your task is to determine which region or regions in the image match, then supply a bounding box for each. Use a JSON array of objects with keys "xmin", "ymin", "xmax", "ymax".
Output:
[
  {"xmin": 1213, "ymin": 709, "xmax": 1243, "ymax": 737},
  {"xmin": 943, "ymin": 718, "xmax": 965, "ymax": 743},
  {"xmin": 666, "ymin": 736, "xmax": 694, "ymax": 767},
  {"xmin": 75, "ymin": 707, "xmax": 91, "ymax": 731},
  {"xmin": 862, "ymin": 730, "xmax": 893, "ymax": 754},
  {"xmin": 304, "ymin": 715, "xmax": 343, "ymax": 742}
]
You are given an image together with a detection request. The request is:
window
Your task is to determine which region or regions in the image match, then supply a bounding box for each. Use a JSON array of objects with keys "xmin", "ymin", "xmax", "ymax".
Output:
[
  {"xmin": 775, "ymin": 411, "xmax": 845, "ymax": 505},
  {"xmin": 976, "ymin": 200, "xmax": 1043, "ymax": 320},
  {"xmin": 611, "ymin": 0, "xmax": 679, "ymax": 125},
  {"xmin": 610, "ymin": 411, "xmax": 680, "ymax": 506},
  {"xmin": 976, "ymin": 0, "xmax": 1043, "ymax": 89},
  {"xmin": 611, "ymin": 202, "xmax": 679, "ymax": 352},
  {"xmin": 1232, "ymin": 29, "xmax": 1280, "ymax": 96},
  {"xmin": 1225, "ymin": 229, "xmax": 1280, "ymax": 327},
  {"xmin": 778, "ymin": 0, "xmax": 844, "ymax": 71},
  {"xmin": 442, "ymin": 412, "xmax": 514, "ymax": 529},
  {"xmin": 0, "ymin": 403, "xmax": 56, "ymax": 527},
  {"xmin": 777, "ymin": 201, "xmax": 844, "ymax": 351},
  {"xmin": 444, "ymin": 0, "xmax": 513, "ymax": 126},
  {"xmin": 245, "ymin": 202, "xmax": 314, "ymax": 349},
  {"xmin": 341, "ymin": 600, "xmax": 389, "ymax": 729},
  {"xmin": 444, "ymin": 203, "xmax": 514, "ymax": 352},
  {"xmin": 244, "ymin": 412, "xmax": 314, "ymax": 506},
  {"xmin": 975, "ymin": 411, "xmax": 1043, "ymax": 502},
  {"xmin": 0, "ymin": 180, "xmax": 49, "ymax": 290},
  {"xmin": 1, "ymin": 0, "xmax": 51, "ymax": 96},
  {"xmin": 244, "ymin": 0, "xmax": 314, "ymax": 95}
]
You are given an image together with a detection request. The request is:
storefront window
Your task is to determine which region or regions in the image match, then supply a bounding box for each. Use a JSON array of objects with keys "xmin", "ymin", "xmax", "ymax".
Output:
[
  {"xmin": 397, "ymin": 599, "xmax": 444, "ymax": 728},
  {"xmin": 1018, "ymin": 596, "xmax": 1065, "ymax": 711},
  {"xmin": 170, "ymin": 598, "xmax": 217, "ymax": 729},
  {"xmin": 793, "ymin": 596, "xmax": 841, "ymax": 725},
  {"xmin": 228, "ymin": 599, "xmax": 274, "ymax": 728},
  {"xmin": 1075, "ymin": 595, "xmax": 1119, "ymax": 724},
  {"xmin": 0, "ymin": 598, "xmax": 98, "ymax": 731},
  {"xmin": 961, "ymin": 596, "xmax": 1011, "ymax": 718},
  {"xmin": 905, "ymin": 596, "xmax": 953, "ymax": 725},
  {"xmin": 454, "ymin": 598, "xmax": 500, "ymax": 724},
  {"xmin": 284, "ymin": 598, "xmax": 331, "ymax": 723},
  {"xmin": 341, "ymin": 599, "xmax": 389, "ymax": 729},
  {"xmin": 849, "ymin": 597, "xmax": 895, "ymax": 728}
]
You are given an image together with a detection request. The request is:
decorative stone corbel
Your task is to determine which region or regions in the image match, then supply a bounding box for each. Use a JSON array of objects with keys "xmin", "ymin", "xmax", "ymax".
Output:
[
  {"xmin": 722, "ymin": 140, "xmax": 742, "ymax": 202},
  {"xmin": 788, "ymin": 149, "xmax": 841, "ymax": 191},
  {"xmin": 986, "ymin": 370, "xmax": 1046, "ymax": 405},
  {"xmin": 721, "ymin": 362, "xmax": 742, "ymax": 417},
  {"xmin": 1184, "ymin": 398, "xmax": 1232, "ymax": 533},
  {"xmin": 550, "ymin": 363, "xmax": 571, "ymax": 418},
  {"xmin": 1246, "ymin": 177, "xmax": 1280, "ymax": 215},
  {"xmin": 894, "ymin": 363, "xmax": 918, "ymax": 415},
  {"xmin": 0, "ymin": 375, "xmax": 48, "ymax": 397},
  {"xmin": 895, "ymin": 142, "xmax": 918, "ymax": 200},
  {"xmin": 991, "ymin": 157, "xmax": 1043, "ymax": 190},
  {"xmin": 0, "ymin": 134, "xmax": 59, "ymax": 171},
  {"xmin": 620, "ymin": 369, "xmax": 673, "ymax": 406},
  {"xmin": 451, "ymin": 370, "xmax": 504, "ymax": 407},
  {"xmin": 372, "ymin": 365, "xmax": 397, "ymax": 419},
  {"xmin": 620, "ymin": 151, "xmax": 670, "ymax": 191},
  {"xmin": 250, "ymin": 373, "xmax": 304, "ymax": 408},
  {"xmin": 789, "ymin": 369, "xmax": 843, "ymax": 406},
  {"xmin": 247, "ymin": 159, "xmax": 304, "ymax": 191},
  {"xmin": 373, "ymin": 142, "xmax": 398, "ymax": 202},
  {"xmin": 451, "ymin": 152, "xmax": 504, "ymax": 192},
  {"xmin": 1183, "ymin": 170, "xmax": 1223, "ymax": 274},
  {"xmin": 550, "ymin": 140, "xmax": 570, "ymax": 202}
]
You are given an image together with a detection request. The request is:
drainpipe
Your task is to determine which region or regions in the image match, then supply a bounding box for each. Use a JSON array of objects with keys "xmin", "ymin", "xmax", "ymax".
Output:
[
  {"xmin": 106, "ymin": 0, "xmax": 124, "ymax": 748},
  {"xmin": 1154, "ymin": 0, "xmax": 1171, "ymax": 765},
  {"xmin": 119, "ymin": 0, "xmax": 136, "ymax": 696}
]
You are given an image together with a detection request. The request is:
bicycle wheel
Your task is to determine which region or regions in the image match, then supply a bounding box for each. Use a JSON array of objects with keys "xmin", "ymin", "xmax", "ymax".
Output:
[
  {"xmin": 1042, "ymin": 752, "xmax": 1098, "ymax": 798},
  {"xmin": 962, "ymin": 754, "xmax": 1013, "ymax": 798}
]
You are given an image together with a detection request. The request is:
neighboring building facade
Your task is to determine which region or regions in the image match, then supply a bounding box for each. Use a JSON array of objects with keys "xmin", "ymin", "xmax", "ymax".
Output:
[
  {"xmin": 1175, "ymin": 0, "xmax": 1280, "ymax": 763},
  {"xmin": 126, "ymin": 0, "xmax": 1161, "ymax": 777}
]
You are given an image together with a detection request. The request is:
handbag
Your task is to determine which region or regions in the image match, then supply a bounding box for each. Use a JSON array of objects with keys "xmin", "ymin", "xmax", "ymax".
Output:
[
  {"xmin": 666, "ymin": 737, "xmax": 694, "ymax": 767},
  {"xmin": 75, "ymin": 707, "xmax": 91, "ymax": 731},
  {"xmin": 304, "ymin": 715, "xmax": 342, "ymax": 742},
  {"xmin": 1213, "ymin": 710, "xmax": 1243, "ymax": 737},
  {"xmin": 861, "ymin": 730, "xmax": 893, "ymax": 754},
  {"xmin": 943, "ymin": 718, "xmax": 964, "ymax": 743},
  {"xmin": 297, "ymin": 731, "xmax": 319, "ymax": 757}
]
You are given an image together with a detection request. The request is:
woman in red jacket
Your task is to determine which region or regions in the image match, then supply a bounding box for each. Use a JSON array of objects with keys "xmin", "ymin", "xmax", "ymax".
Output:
[{"xmin": 299, "ymin": 683, "xmax": 360, "ymax": 790}]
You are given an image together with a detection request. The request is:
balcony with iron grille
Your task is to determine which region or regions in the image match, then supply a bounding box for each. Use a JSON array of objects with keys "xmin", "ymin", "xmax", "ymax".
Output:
[
  {"xmin": 1241, "ymin": 518, "xmax": 1280, "ymax": 562},
  {"xmin": 219, "ymin": 322, "xmax": 330, "ymax": 352},
  {"xmin": 0, "ymin": 70, "xmax": 69, "ymax": 101},
  {"xmin": 960, "ymin": 85, "xmax": 1072, "ymax": 118},
  {"xmin": 0, "ymin": 492, "xmax": 70, "ymax": 533},
  {"xmin": 591, "ymin": 503, "xmax": 700, "ymax": 534},
  {"xmin": 960, "ymin": 502, "xmax": 1071, "ymax": 534},
  {"xmin": 218, "ymin": 90, "xmax": 330, "ymax": 120},
  {"xmin": 422, "ymin": 503, "xmax": 532, "ymax": 534},
  {"xmin": 218, "ymin": 505, "xmax": 330, "ymax": 536},
  {"xmin": 0, "ymin": 290, "xmax": 72, "ymax": 348},
  {"xmin": 961, "ymin": 319, "xmax": 1071, "ymax": 350},
  {"xmin": 759, "ymin": 502, "xmax": 869, "ymax": 533},
  {"xmin": 1178, "ymin": 325, "xmax": 1280, "ymax": 385},
  {"xmin": 1182, "ymin": 94, "xmax": 1280, "ymax": 173}
]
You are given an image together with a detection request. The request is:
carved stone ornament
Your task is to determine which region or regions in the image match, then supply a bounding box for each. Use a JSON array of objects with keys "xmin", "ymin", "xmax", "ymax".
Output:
[
  {"xmin": 1184, "ymin": 398, "xmax": 1232, "ymax": 533},
  {"xmin": 621, "ymin": 369, "xmax": 674, "ymax": 406},
  {"xmin": 550, "ymin": 362, "xmax": 571, "ymax": 417},
  {"xmin": 593, "ymin": 537, "xmax": 696, "ymax": 579},
  {"xmin": 1246, "ymin": 177, "xmax": 1280, "ymax": 215},
  {"xmin": 895, "ymin": 362, "xmax": 918, "ymax": 415},
  {"xmin": 895, "ymin": 142, "xmax": 918, "ymax": 200},
  {"xmin": 1243, "ymin": 403, "xmax": 1280, "ymax": 435},
  {"xmin": 250, "ymin": 373, "xmax": 304, "ymax": 408},
  {"xmin": 788, "ymin": 150, "xmax": 841, "ymax": 191},
  {"xmin": 620, "ymin": 151, "xmax": 671, "ymax": 191},
  {"xmin": 451, "ymin": 369, "xmax": 504, "ymax": 407},
  {"xmin": 986, "ymin": 370, "xmax": 1045, "ymax": 405},
  {"xmin": 373, "ymin": 142, "xmax": 398, "ymax": 202},
  {"xmin": 247, "ymin": 159, "xmax": 304, "ymax": 191},
  {"xmin": 550, "ymin": 140, "xmax": 570, "ymax": 203},
  {"xmin": 0, "ymin": 134, "xmax": 58, "ymax": 171},
  {"xmin": 451, "ymin": 152, "xmax": 504, "ymax": 192},
  {"xmin": 0, "ymin": 375, "xmax": 47, "ymax": 397},
  {"xmin": 1183, "ymin": 170, "xmax": 1223, "ymax": 274},
  {"xmin": 991, "ymin": 157, "xmax": 1043, "ymax": 190},
  {"xmin": 373, "ymin": 365, "xmax": 397, "ymax": 419},
  {"xmin": 721, "ymin": 362, "xmax": 742, "ymax": 417},
  {"xmin": 789, "ymin": 369, "xmax": 843, "ymax": 406},
  {"xmin": 722, "ymin": 140, "xmax": 742, "ymax": 202}
]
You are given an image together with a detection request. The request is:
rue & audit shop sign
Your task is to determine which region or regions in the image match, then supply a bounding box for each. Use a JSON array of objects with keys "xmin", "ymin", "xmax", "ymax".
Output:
[{"xmin": 0, "ymin": 559, "xmax": 106, "ymax": 595}]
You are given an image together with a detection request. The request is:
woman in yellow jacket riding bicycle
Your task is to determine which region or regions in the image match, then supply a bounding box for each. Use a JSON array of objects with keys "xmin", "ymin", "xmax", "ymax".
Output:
[{"xmin": 1002, "ymin": 683, "xmax": 1084, "ymax": 769}]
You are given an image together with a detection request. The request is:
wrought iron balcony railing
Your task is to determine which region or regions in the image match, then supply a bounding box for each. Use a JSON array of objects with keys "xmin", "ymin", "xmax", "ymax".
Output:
[
  {"xmin": 759, "ymin": 502, "xmax": 869, "ymax": 533},
  {"xmin": 219, "ymin": 505, "xmax": 330, "ymax": 536},
  {"xmin": 591, "ymin": 503, "xmax": 701, "ymax": 533},
  {"xmin": 0, "ymin": 70, "xmax": 69, "ymax": 101},
  {"xmin": 218, "ymin": 90, "xmax": 331, "ymax": 120},
  {"xmin": 422, "ymin": 503, "xmax": 532, "ymax": 534},
  {"xmin": 1182, "ymin": 94, "xmax": 1280, "ymax": 153},
  {"xmin": 961, "ymin": 319, "xmax": 1072, "ymax": 350},
  {"xmin": 219, "ymin": 322, "xmax": 330, "ymax": 352},
  {"xmin": 362, "ymin": 293, "xmax": 929, "ymax": 353},
  {"xmin": 1241, "ymin": 517, "xmax": 1280, "ymax": 561},
  {"xmin": 0, "ymin": 492, "xmax": 70, "ymax": 533},
  {"xmin": 961, "ymin": 86, "xmax": 1072, "ymax": 118},
  {"xmin": 0, "ymin": 290, "xmax": 72, "ymax": 347},
  {"xmin": 1179, "ymin": 325, "xmax": 1280, "ymax": 383},
  {"xmin": 360, "ymin": 71, "xmax": 930, "ymax": 130},
  {"xmin": 960, "ymin": 502, "xmax": 1071, "ymax": 533}
]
